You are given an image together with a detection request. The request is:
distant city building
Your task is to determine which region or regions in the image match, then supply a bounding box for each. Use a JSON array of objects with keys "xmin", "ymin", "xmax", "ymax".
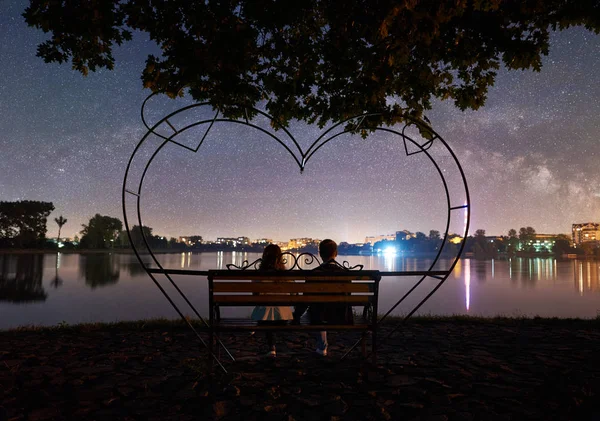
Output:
[
  {"xmin": 395, "ymin": 230, "xmax": 415, "ymax": 241},
  {"xmin": 365, "ymin": 234, "xmax": 396, "ymax": 245},
  {"xmin": 254, "ymin": 238, "xmax": 273, "ymax": 245},
  {"xmin": 215, "ymin": 236, "xmax": 250, "ymax": 247},
  {"xmin": 484, "ymin": 236, "xmax": 503, "ymax": 243},
  {"xmin": 572, "ymin": 223, "xmax": 600, "ymax": 245},
  {"xmin": 288, "ymin": 238, "xmax": 320, "ymax": 249},
  {"xmin": 178, "ymin": 235, "xmax": 203, "ymax": 246},
  {"xmin": 521, "ymin": 233, "xmax": 559, "ymax": 252}
]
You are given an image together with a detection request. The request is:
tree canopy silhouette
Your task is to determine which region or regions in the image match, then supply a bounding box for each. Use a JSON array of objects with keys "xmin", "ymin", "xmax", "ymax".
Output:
[
  {"xmin": 24, "ymin": 0, "xmax": 600, "ymax": 128},
  {"xmin": 80, "ymin": 214, "xmax": 122, "ymax": 249},
  {"xmin": 0, "ymin": 200, "xmax": 54, "ymax": 248}
]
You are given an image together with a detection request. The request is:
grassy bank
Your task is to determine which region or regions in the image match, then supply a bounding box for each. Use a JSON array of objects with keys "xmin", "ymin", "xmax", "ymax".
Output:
[{"xmin": 4, "ymin": 314, "xmax": 600, "ymax": 334}]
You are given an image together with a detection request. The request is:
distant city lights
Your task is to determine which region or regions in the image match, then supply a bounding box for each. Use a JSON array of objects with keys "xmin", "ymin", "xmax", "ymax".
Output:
[{"xmin": 383, "ymin": 245, "xmax": 397, "ymax": 255}]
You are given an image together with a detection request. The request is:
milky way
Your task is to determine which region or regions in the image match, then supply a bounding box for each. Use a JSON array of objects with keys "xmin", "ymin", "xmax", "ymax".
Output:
[{"xmin": 1, "ymin": 1, "xmax": 599, "ymax": 243}]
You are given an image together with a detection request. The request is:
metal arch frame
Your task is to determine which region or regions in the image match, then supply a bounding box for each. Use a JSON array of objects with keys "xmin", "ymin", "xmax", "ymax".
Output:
[{"xmin": 122, "ymin": 94, "xmax": 471, "ymax": 369}]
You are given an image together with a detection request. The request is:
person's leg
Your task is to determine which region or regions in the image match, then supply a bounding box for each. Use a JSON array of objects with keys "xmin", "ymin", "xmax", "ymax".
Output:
[
  {"xmin": 267, "ymin": 331, "xmax": 275, "ymax": 348},
  {"xmin": 316, "ymin": 331, "xmax": 328, "ymax": 355},
  {"xmin": 266, "ymin": 331, "xmax": 276, "ymax": 356},
  {"xmin": 293, "ymin": 305, "xmax": 308, "ymax": 323}
]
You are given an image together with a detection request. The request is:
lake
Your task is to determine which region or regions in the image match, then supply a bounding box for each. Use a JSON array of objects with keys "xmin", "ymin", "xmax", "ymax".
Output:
[{"xmin": 1, "ymin": 252, "xmax": 599, "ymax": 329}]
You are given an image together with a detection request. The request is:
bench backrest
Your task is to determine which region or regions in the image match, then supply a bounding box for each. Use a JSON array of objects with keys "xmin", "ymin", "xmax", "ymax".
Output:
[{"xmin": 208, "ymin": 270, "xmax": 380, "ymax": 307}]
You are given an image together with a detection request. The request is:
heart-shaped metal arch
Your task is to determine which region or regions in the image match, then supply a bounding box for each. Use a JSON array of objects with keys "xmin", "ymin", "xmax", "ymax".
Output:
[{"xmin": 122, "ymin": 93, "xmax": 471, "ymax": 371}]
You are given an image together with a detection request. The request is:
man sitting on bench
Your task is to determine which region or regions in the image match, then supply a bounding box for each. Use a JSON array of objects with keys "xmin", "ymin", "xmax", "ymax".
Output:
[{"xmin": 293, "ymin": 239, "xmax": 354, "ymax": 356}]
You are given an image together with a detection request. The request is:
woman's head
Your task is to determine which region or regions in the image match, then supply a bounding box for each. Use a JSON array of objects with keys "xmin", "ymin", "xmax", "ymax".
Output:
[{"xmin": 260, "ymin": 244, "xmax": 284, "ymax": 270}]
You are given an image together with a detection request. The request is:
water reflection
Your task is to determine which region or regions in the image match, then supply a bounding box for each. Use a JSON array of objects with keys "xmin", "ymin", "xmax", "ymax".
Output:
[
  {"xmin": 504, "ymin": 257, "xmax": 557, "ymax": 287},
  {"xmin": 475, "ymin": 260, "xmax": 487, "ymax": 282},
  {"xmin": 79, "ymin": 254, "xmax": 120, "ymax": 289},
  {"xmin": 573, "ymin": 260, "xmax": 600, "ymax": 294},
  {"xmin": 125, "ymin": 258, "xmax": 149, "ymax": 276},
  {"xmin": 0, "ymin": 254, "xmax": 47, "ymax": 303},
  {"xmin": 50, "ymin": 253, "xmax": 63, "ymax": 289},
  {"xmin": 383, "ymin": 252, "xmax": 396, "ymax": 271},
  {"xmin": 2, "ymin": 253, "xmax": 600, "ymax": 328},
  {"xmin": 464, "ymin": 259, "xmax": 471, "ymax": 312},
  {"xmin": 217, "ymin": 251, "xmax": 223, "ymax": 269}
]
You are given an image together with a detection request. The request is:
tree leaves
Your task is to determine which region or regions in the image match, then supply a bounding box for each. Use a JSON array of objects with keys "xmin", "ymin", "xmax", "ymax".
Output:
[{"xmin": 23, "ymin": 0, "xmax": 600, "ymax": 128}]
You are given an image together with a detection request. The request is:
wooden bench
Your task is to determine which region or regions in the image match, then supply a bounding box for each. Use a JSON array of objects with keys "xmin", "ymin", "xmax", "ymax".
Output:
[{"xmin": 207, "ymin": 269, "xmax": 381, "ymax": 364}]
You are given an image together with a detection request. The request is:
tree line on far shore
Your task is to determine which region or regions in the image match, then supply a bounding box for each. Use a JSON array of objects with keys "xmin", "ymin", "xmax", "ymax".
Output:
[
  {"xmin": 1, "ymin": 200, "xmax": 599, "ymax": 258},
  {"xmin": 0, "ymin": 201, "xmax": 183, "ymax": 251},
  {"xmin": 461, "ymin": 228, "xmax": 598, "ymax": 258},
  {"xmin": 0, "ymin": 201, "xmax": 256, "ymax": 251},
  {"xmin": 348, "ymin": 227, "xmax": 599, "ymax": 259}
]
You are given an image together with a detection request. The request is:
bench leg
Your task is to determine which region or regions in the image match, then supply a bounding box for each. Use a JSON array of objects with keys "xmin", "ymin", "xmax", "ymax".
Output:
[
  {"xmin": 208, "ymin": 330, "xmax": 214, "ymax": 373},
  {"xmin": 216, "ymin": 334, "xmax": 222, "ymax": 361},
  {"xmin": 371, "ymin": 329, "xmax": 377, "ymax": 365}
]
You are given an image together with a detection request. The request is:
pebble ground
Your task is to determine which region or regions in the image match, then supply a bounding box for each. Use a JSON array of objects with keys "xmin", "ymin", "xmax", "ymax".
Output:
[{"xmin": 1, "ymin": 318, "xmax": 599, "ymax": 420}]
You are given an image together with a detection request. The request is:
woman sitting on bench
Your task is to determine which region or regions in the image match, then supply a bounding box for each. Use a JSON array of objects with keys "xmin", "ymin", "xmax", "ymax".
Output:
[{"xmin": 250, "ymin": 244, "xmax": 293, "ymax": 357}]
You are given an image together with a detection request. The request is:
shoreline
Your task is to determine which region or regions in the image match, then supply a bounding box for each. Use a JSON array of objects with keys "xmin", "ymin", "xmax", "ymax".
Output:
[
  {"xmin": 2, "ymin": 317, "xmax": 600, "ymax": 419},
  {"xmin": 1, "ymin": 248, "xmax": 598, "ymax": 261},
  {"xmin": 3, "ymin": 315, "xmax": 600, "ymax": 333}
]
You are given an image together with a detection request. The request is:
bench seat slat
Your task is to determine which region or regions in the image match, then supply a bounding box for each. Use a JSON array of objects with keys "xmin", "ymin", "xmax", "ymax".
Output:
[
  {"xmin": 212, "ymin": 282, "xmax": 373, "ymax": 293},
  {"xmin": 213, "ymin": 295, "xmax": 371, "ymax": 305}
]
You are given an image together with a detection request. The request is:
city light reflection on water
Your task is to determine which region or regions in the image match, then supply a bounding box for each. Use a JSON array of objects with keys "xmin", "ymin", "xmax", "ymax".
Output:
[
  {"xmin": 383, "ymin": 252, "xmax": 396, "ymax": 271},
  {"xmin": 465, "ymin": 260, "xmax": 471, "ymax": 312},
  {"xmin": 0, "ymin": 252, "xmax": 599, "ymax": 329}
]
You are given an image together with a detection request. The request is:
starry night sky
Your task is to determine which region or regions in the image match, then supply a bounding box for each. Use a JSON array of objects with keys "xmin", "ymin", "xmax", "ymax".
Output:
[{"xmin": 1, "ymin": 1, "xmax": 599, "ymax": 244}]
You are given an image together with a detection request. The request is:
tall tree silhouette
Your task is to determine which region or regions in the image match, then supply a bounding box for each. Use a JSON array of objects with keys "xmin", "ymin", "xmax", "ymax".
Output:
[{"xmin": 54, "ymin": 215, "xmax": 67, "ymax": 244}]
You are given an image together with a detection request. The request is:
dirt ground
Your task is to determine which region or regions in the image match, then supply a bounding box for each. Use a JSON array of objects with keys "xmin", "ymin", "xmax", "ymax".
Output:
[{"xmin": 1, "ymin": 318, "xmax": 600, "ymax": 420}]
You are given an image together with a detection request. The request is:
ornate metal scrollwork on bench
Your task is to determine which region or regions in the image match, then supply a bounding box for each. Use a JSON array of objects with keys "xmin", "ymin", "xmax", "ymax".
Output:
[{"xmin": 225, "ymin": 252, "xmax": 364, "ymax": 271}]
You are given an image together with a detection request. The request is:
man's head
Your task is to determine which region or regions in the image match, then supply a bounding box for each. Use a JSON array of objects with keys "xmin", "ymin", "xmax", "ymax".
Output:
[{"xmin": 319, "ymin": 239, "xmax": 338, "ymax": 261}]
